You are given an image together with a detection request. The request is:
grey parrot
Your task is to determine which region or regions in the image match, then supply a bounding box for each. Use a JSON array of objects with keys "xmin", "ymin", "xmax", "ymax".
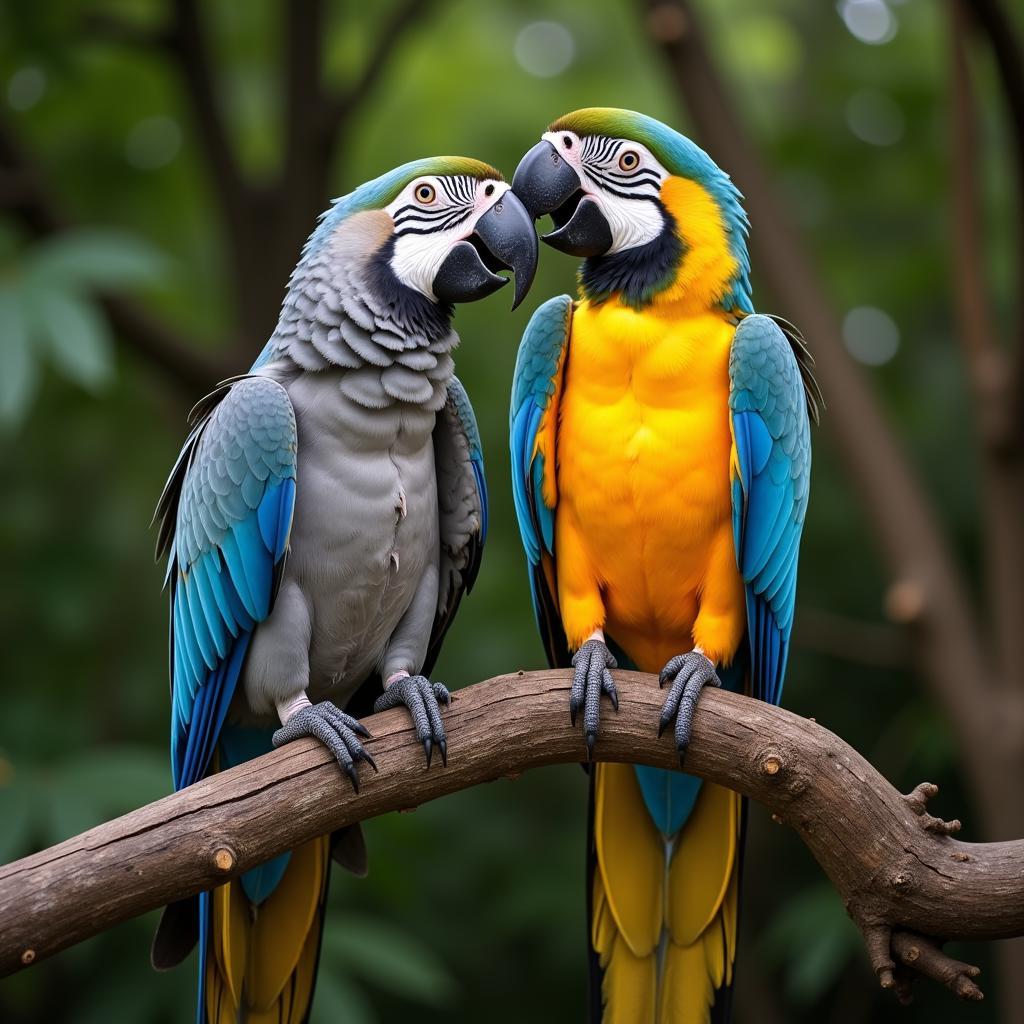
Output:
[{"xmin": 150, "ymin": 156, "xmax": 537, "ymax": 1024}]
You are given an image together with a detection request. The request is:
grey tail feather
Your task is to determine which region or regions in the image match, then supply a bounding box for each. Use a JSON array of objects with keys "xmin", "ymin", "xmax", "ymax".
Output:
[
  {"xmin": 152, "ymin": 377, "xmax": 247, "ymax": 564},
  {"xmin": 769, "ymin": 314, "xmax": 824, "ymax": 425},
  {"xmin": 151, "ymin": 896, "xmax": 199, "ymax": 970},
  {"xmin": 330, "ymin": 823, "xmax": 369, "ymax": 877},
  {"xmin": 747, "ymin": 312, "xmax": 825, "ymax": 425}
]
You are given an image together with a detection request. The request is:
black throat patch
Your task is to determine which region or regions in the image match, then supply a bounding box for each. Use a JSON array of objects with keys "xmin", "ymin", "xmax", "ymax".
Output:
[
  {"xmin": 365, "ymin": 236, "xmax": 454, "ymax": 341},
  {"xmin": 579, "ymin": 200, "xmax": 685, "ymax": 309}
]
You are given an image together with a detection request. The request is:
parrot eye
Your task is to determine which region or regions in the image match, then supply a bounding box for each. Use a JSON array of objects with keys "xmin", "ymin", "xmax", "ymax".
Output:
[
  {"xmin": 618, "ymin": 150, "xmax": 640, "ymax": 171},
  {"xmin": 562, "ymin": 135, "xmax": 573, "ymax": 149},
  {"xmin": 484, "ymin": 183, "xmax": 495, "ymax": 197},
  {"xmin": 415, "ymin": 183, "xmax": 436, "ymax": 203}
]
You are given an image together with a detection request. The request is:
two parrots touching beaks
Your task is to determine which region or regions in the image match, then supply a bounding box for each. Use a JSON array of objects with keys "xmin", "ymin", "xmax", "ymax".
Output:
[{"xmin": 155, "ymin": 109, "xmax": 819, "ymax": 1024}]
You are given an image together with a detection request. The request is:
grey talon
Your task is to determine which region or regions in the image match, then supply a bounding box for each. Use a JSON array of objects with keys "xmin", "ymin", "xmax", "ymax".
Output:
[
  {"xmin": 439, "ymin": 738, "xmax": 447, "ymax": 768},
  {"xmin": 656, "ymin": 651, "xmax": 722, "ymax": 754},
  {"xmin": 272, "ymin": 701, "xmax": 375, "ymax": 792},
  {"xmin": 373, "ymin": 674, "xmax": 450, "ymax": 769},
  {"xmin": 569, "ymin": 638, "xmax": 618, "ymax": 756}
]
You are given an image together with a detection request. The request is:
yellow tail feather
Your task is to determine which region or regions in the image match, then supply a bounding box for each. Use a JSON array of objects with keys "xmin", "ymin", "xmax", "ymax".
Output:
[
  {"xmin": 205, "ymin": 835, "xmax": 330, "ymax": 1024},
  {"xmin": 593, "ymin": 764, "xmax": 741, "ymax": 1024}
]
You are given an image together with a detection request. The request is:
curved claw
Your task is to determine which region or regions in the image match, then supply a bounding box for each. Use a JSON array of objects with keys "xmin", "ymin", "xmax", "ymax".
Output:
[
  {"xmin": 272, "ymin": 701, "xmax": 375, "ymax": 792},
  {"xmin": 570, "ymin": 639, "xmax": 618, "ymax": 757},
  {"xmin": 373, "ymin": 674, "xmax": 450, "ymax": 769},
  {"xmin": 656, "ymin": 651, "xmax": 722, "ymax": 763}
]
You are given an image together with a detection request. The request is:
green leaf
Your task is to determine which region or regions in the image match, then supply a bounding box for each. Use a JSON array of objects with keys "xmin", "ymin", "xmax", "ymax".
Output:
[
  {"xmin": 30, "ymin": 287, "xmax": 115, "ymax": 392},
  {"xmin": 322, "ymin": 913, "xmax": 458, "ymax": 1007},
  {"xmin": 28, "ymin": 229, "xmax": 171, "ymax": 290},
  {"xmin": 0, "ymin": 286, "xmax": 38, "ymax": 426}
]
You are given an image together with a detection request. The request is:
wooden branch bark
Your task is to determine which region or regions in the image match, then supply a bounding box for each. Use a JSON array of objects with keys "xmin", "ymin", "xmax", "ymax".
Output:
[{"xmin": 1, "ymin": 672, "xmax": 1020, "ymax": 1002}]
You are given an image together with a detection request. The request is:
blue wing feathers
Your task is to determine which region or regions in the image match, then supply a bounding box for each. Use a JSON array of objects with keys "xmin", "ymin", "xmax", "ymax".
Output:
[
  {"xmin": 729, "ymin": 314, "xmax": 811, "ymax": 706},
  {"xmin": 532, "ymin": 450, "xmax": 553, "ymax": 554},
  {"xmin": 446, "ymin": 378, "xmax": 488, "ymax": 549},
  {"xmin": 470, "ymin": 458, "xmax": 488, "ymax": 543},
  {"xmin": 509, "ymin": 295, "xmax": 572, "ymax": 650},
  {"xmin": 420, "ymin": 377, "xmax": 487, "ymax": 676},
  {"xmin": 512, "ymin": 296, "xmax": 577, "ymax": 667},
  {"xmin": 218, "ymin": 530, "xmax": 258, "ymax": 620},
  {"xmin": 510, "ymin": 403, "xmax": 541, "ymax": 563},
  {"xmin": 158, "ymin": 375, "xmax": 297, "ymax": 792}
]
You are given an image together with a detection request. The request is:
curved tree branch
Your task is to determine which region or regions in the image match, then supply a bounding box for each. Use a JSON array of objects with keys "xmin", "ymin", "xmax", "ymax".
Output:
[{"xmin": 0, "ymin": 672, "xmax": 1020, "ymax": 1001}]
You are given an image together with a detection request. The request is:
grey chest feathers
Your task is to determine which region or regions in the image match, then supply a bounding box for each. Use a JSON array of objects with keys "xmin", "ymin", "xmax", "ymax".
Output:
[{"xmin": 241, "ymin": 209, "xmax": 462, "ymax": 716}]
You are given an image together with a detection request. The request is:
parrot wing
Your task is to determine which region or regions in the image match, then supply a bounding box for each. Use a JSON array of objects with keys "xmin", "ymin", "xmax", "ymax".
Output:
[
  {"xmin": 728, "ymin": 313, "xmax": 819, "ymax": 706},
  {"xmin": 510, "ymin": 294, "xmax": 573, "ymax": 667},
  {"xmin": 154, "ymin": 374, "xmax": 297, "ymax": 790},
  {"xmin": 423, "ymin": 375, "xmax": 488, "ymax": 675}
]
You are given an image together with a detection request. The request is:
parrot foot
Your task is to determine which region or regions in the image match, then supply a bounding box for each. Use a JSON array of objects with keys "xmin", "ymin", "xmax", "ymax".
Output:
[
  {"xmin": 902, "ymin": 782, "xmax": 962, "ymax": 836},
  {"xmin": 569, "ymin": 639, "xmax": 619, "ymax": 760},
  {"xmin": 272, "ymin": 702, "xmax": 376, "ymax": 793},
  {"xmin": 658, "ymin": 651, "xmax": 722, "ymax": 765},
  {"xmin": 373, "ymin": 675, "xmax": 451, "ymax": 768}
]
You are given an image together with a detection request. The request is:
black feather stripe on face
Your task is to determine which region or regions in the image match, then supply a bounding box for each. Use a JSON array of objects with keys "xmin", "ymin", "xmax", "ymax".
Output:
[
  {"xmin": 392, "ymin": 174, "xmax": 479, "ymax": 237},
  {"xmin": 365, "ymin": 235, "xmax": 454, "ymax": 340},
  {"xmin": 578, "ymin": 135, "xmax": 662, "ymax": 201},
  {"xmin": 579, "ymin": 199, "xmax": 685, "ymax": 308}
]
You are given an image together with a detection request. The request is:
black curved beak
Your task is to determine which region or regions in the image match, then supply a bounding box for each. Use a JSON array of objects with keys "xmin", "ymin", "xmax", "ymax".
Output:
[
  {"xmin": 431, "ymin": 190, "xmax": 538, "ymax": 310},
  {"xmin": 511, "ymin": 140, "xmax": 612, "ymax": 259}
]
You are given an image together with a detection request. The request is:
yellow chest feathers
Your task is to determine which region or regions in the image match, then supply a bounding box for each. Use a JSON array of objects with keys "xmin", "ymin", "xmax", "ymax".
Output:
[
  {"xmin": 558, "ymin": 301, "xmax": 735, "ymax": 530},
  {"xmin": 554, "ymin": 302, "xmax": 739, "ymax": 657}
]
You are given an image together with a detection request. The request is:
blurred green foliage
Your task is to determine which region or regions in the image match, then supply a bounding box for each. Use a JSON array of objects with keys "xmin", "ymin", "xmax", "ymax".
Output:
[{"xmin": 0, "ymin": 0, "xmax": 1013, "ymax": 1021}]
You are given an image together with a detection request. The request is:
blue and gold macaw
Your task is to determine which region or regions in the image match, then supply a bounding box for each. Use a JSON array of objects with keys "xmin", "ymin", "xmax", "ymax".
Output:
[
  {"xmin": 509, "ymin": 109, "xmax": 820, "ymax": 1022},
  {"xmin": 152, "ymin": 157, "xmax": 536, "ymax": 1022}
]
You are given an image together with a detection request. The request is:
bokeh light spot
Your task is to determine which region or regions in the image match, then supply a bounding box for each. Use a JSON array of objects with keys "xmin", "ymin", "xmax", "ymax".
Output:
[
  {"xmin": 125, "ymin": 117, "xmax": 182, "ymax": 170},
  {"xmin": 837, "ymin": 0, "xmax": 897, "ymax": 45},
  {"xmin": 514, "ymin": 22, "xmax": 575, "ymax": 78},
  {"xmin": 7, "ymin": 66, "xmax": 46, "ymax": 112},
  {"xmin": 843, "ymin": 306, "xmax": 900, "ymax": 365},
  {"xmin": 845, "ymin": 89, "xmax": 905, "ymax": 146}
]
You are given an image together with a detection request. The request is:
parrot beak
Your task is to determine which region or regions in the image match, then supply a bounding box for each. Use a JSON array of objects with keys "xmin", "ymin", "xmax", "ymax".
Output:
[
  {"xmin": 432, "ymin": 190, "xmax": 538, "ymax": 310},
  {"xmin": 511, "ymin": 141, "xmax": 612, "ymax": 259}
]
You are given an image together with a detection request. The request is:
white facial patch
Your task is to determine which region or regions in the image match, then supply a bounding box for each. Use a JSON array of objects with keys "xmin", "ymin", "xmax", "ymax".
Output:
[
  {"xmin": 385, "ymin": 176, "xmax": 511, "ymax": 300},
  {"xmin": 541, "ymin": 130, "xmax": 669, "ymax": 255}
]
